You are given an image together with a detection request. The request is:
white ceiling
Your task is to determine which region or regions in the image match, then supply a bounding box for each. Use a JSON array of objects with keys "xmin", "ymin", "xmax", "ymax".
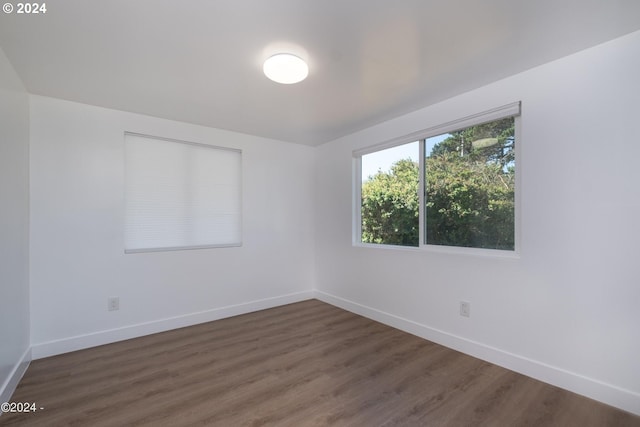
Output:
[{"xmin": 2, "ymin": 0, "xmax": 640, "ymax": 146}]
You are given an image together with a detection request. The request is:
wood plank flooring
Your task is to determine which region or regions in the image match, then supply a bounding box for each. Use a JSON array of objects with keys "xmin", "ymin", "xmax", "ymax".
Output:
[{"xmin": 2, "ymin": 299, "xmax": 638, "ymax": 426}]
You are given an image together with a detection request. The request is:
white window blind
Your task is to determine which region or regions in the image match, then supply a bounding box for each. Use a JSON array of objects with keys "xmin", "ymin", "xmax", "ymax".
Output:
[
  {"xmin": 124, "ymin": 133, "xmax": 242, "ymax": 253},
  {"xmin": 353, "ymin": 102, "xmax": 521, "ymax": 157}
]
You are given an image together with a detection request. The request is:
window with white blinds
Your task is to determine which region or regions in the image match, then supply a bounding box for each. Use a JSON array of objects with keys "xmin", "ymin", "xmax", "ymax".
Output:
[
  {"xmin": 354, "ymin": 102, "xmax": 520, "ymax": 253},
  {"xmin": 124, "ymin": 133, "xmax": 242, "ymax": 253}
]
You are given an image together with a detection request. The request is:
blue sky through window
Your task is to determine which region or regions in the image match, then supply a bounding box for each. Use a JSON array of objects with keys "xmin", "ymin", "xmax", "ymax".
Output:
[{"xmin": 361, "ymin": 134, "xmax": 449, "ymax": 181}]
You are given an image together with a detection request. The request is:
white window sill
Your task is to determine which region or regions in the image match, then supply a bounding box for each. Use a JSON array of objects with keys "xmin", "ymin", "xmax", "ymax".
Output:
[{"xmin": 354, "ymin": 242, "xmax": 520, "ymax": 259}]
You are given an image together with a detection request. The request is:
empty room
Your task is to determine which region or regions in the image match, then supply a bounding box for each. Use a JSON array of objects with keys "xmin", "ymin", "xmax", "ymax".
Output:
[{"xmin": 1, "ymin": 1, "xmax": 640, "ymax": 425}]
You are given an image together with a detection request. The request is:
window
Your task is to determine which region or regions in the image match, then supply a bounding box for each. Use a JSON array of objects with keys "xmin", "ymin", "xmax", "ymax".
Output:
[
  {"xmin": 124, "ymin": 133, "xmax": 242, "ymax": 253},
  {"xmin": 360, "ymin": 142, "xmax": 420, "ymax": 247},
  {"xmin": 356, "ymin": 102, "xmax": 520, "ymax": 252}
]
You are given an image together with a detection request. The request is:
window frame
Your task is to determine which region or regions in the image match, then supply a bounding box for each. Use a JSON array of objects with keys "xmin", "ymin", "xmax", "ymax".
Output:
[{"xmin": 354, "ymin": 102, "xmax": 521, "ymax": 257}]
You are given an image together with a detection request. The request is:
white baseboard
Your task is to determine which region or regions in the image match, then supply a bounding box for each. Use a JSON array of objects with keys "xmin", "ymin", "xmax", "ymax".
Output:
[
  {"xmin": 314, "ymin": 290, "xmax": 640, "ymax": 416},
  {"xmin": 0, "ymin": 347, "xmax": 31, "ymax": 408},
  {"xmin": 31, "ymin": 291, "xmax": 314, "ymax": 360}
]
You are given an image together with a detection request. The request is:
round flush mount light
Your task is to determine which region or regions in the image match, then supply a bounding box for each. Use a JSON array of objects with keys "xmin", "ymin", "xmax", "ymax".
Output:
[{"xmin": 263, "ymin": 53, "xmax": 309, "ymax": 84}]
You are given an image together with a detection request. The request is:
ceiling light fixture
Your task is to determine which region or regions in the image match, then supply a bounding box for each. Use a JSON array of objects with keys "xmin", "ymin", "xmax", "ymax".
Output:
[{"xmin": 263, "ymin": 53, "xmax": 309, "ymax": 84}]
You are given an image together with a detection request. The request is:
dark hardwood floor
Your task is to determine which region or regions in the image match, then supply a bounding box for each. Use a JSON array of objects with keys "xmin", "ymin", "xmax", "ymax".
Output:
[{"xmin": 2, "ymin": 299, "xmax": 638, "ymax": 426}]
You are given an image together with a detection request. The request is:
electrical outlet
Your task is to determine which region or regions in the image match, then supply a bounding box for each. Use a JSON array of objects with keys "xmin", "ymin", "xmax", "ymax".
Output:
[
  {"xmin": 460, "ymin": 301, "xmax": 470, "ymax": 317},
  {"xmin": 108, "ymin": 297, "xmax": 120, "ymax": 311}
]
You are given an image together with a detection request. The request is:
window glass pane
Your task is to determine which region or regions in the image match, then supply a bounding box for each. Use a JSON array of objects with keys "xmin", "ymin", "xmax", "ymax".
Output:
[
  {"xmin": 425, "ymin": 117, "xmax": 515, "ymax": 250},
  {"xmin": 361, "ymin": 142, "xmax": 419, "ymax": 247}
]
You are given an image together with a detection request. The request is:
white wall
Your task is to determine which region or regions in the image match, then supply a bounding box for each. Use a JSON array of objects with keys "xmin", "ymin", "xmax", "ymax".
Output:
[
  {"xmin": 0, "ymin": 47, "xmax": 30, "ymax": 403},
  {"xmin": 315, "ymin": 30, "xmax": 640, "ymax": 414},
  {"xmin": 29, "ymin": 96, "xmax": 316, "ymax": 357}
]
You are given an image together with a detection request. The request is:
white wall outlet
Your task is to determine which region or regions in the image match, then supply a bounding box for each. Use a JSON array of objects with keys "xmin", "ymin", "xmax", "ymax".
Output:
[
  {"xmin": 108, "ymin": 296, "xmax": 120, "ymax": 311},
  {"xmin": 460, "ymin": 301, "xmax": 470, "ymax": 317}
]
